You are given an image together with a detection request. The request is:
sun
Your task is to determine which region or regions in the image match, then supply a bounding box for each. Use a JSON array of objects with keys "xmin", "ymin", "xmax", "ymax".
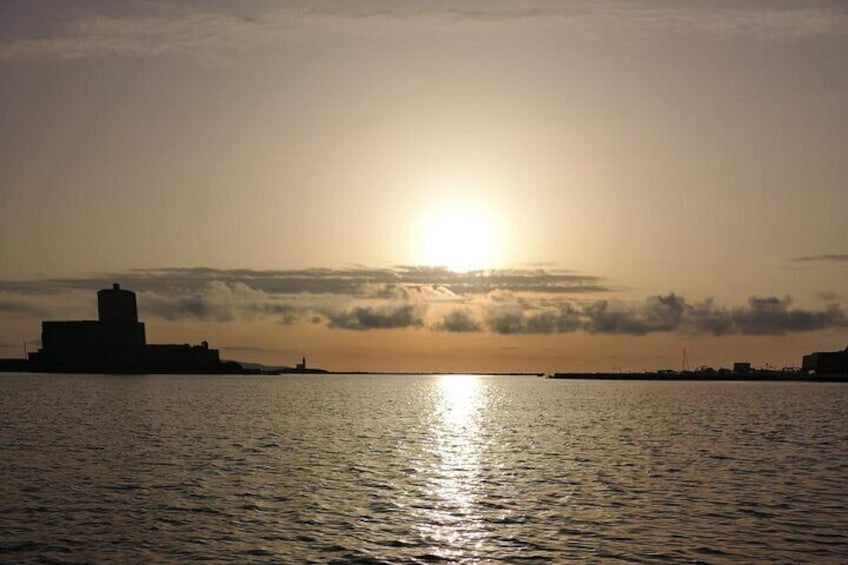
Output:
[{"xmin": 422, "ymin": 203, "xmax": 500, "ymax": 272}]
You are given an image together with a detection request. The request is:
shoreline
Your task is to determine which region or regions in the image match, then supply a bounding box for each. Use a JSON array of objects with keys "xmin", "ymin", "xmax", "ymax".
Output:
[{"xmin": 546, "ymin": 371, "xmax": 848, "ymax": 382}]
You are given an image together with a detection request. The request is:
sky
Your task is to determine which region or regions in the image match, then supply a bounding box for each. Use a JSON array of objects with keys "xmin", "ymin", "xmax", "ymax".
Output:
[{"xmin": 1, "ymin": 0, "xmax": 847, "ymax": 372}]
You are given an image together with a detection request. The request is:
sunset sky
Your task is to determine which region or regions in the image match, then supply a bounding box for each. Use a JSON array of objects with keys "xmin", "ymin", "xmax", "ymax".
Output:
[{"xmin": 1, "ymin": 1, "xmax": 846, "ymax": 372}]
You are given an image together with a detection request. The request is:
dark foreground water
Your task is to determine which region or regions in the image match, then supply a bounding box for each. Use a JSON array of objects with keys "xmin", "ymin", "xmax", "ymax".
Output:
[{"xmin": 1, "ymin": 374, "xmax": 847, "ymax": 564}]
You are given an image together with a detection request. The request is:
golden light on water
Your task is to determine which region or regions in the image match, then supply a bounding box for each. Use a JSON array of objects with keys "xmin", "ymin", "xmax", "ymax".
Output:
[{"xmin": 417, "ymin": 374, "xmax": 487, "ymax": 556}]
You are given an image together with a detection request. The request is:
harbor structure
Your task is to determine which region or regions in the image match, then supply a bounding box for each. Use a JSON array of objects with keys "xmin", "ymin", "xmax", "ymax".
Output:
[
  {"xmin": 280, "ymin": 355, "xmax": 328, "ymax": 374},
  {"xmin": 802, "ymin": 346, "xmax": 848, "ymax": 374},
  {"xmin": 733, "ymin": 362, "xmax": 751, "ymax": 375}
]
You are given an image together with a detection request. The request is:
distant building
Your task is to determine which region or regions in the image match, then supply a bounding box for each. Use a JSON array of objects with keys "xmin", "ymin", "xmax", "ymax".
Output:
[
  {"xmin": 733, "ymin": 362, "xmax": 751, "ymax": 375},
  {"xmin": 802, "ymin": 347, "xmax": 848, "ymax": 374},
  {"xmin": 26, "ymin": 284, "xmax": 240, "ymax": 374},
  {"xmin": 281, "ymin": 355, "xmax": 328, "ymax": 374}
]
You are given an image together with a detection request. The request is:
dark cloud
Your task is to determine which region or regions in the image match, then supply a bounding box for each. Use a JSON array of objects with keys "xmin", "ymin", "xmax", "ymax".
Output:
[
  {"xmin": 139, "ymin": 281, "xmax": 302, "ymax": 324},
  {"xmin": 326, "ymin": 304, "xmax": 423, "ymax": 331},
  {"xmin": 266, "ymin": 304, "xmax": 302, "ymax": 325},
  {"xmin": 684, "ymin": 298, "xmax": 734, "ymax": 336},
  {"xmin": 144, "ymin": 292, "xmax": 231, "ymax": 322},
  {"xmin": 0, "ymin": 266, "xmax": 612, "ymax": 298},
  {"xmin": 434, "ymin": 309, "xmax": 482, "ymax": 332},
  {"xmin": 792, "ymin": 254, "xmax": 848, "ymax": 263},
  {"xmin": 481, "ymin": 293, "xmax": 848, "ymax": 336},
  {"xmin": 485, "ymin": 291, "xmax": 582, "ymax": 334},
  {"xmin": 482, "ymin": 299, "xmax": 582, "ymax": 334},
  {"xmin": 718, "ymin": 296, "xmax": 846, "ymax": 336},
  {"xmin": 584, "ymin": 294, "xmax": 685, "ymax": 335},
  {"xmin": 485, "ymin": 309, "xmax": 524, "ymax": 335},
  {"xmin": 679, "ymin": 296, "xmax": 836, "ymax": 336}
]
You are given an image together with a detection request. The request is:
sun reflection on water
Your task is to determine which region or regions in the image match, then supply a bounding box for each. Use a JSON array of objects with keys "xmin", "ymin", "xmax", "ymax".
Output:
[{"xmin": 417, "ymin": 374, "xmax": 488, "ymax": 558}]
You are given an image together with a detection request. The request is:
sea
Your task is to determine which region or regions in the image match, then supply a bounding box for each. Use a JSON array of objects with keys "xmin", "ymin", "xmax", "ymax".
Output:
[{"xmin": 1, "ymin": 373, "xmax": 847, "ymax": 564}]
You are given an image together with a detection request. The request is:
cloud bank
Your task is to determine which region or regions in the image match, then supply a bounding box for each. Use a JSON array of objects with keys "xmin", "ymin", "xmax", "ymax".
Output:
[
  {"xmin": 0, "ymin": 266, "xmax": 608, "ymax": 298},
  {"xmin": 472, "ymin": 293, "xmax": 848, "ymax": 336},
  {"xmin": 1, "ymin": 266, "xmax": 846, "ymax": 337}
]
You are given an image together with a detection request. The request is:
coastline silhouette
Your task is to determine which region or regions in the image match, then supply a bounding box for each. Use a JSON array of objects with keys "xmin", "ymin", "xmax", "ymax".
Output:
[{"xmin": 0, "ymin": 283, "xmax": 845, "ymax": 379}]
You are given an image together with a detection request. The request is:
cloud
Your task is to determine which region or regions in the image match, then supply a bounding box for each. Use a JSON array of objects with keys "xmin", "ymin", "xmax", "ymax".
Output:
[
  {"xmin": 483, "ymin": 300, "xmax": 582, "ymax": 334},
  {"xmin": 708, "ymin": 296, "xmax": 847, "ymax": 336},
  {"xmin": 583, "ymin": 294, "xmax": 685, "ymax": 335},
  {"xmin": 139, "ymin": 281, "xmax": 303, "ymax": 323},
  {"xmin": 0, "ymin": 266, "xmax": 605, "ymax": 333},
  {"xmin": 478, "ymin": 291, "xmax": 582, "ymax": 334},
  {"xmin": 792, "ymin": 254, "xmax": 848, "ymax": 263},
  {"xmin": 325, "ymin": 303, "xmax": 424, "ymax": 330},
  {"xmin": 1, "ymin": 268, "xmax": 846, "ymax": 337},
  {"xmin": 3, "ymin": 1, "xmax": 846, "ymax": 62},
  {"xmin": 0, "ymin": 266, "xmax": 611, "ymax": 298},
  {"xmin": 434, "ymin": 308, "xmax": 482, "ymax": 332},
  {"xmin": 479, "ymin": 293, "xmax": 848, "ymax": 336}
]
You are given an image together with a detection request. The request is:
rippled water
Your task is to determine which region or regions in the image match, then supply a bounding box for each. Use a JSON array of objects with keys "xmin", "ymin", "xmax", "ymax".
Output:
[{"xmin": 2, "ymin": 374, "xmax": 847, "ymax": 563}]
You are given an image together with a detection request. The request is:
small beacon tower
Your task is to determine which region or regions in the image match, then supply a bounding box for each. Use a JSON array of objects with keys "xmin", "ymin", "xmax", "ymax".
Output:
[{"xmin": 98, "ymin": 283, "xmax": 139, "ymax": 323}]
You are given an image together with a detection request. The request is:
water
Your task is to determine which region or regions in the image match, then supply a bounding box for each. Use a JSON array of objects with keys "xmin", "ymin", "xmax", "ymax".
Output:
[{"xmin": 1, "ymin": 374, "xmax": 847, "ymax": 563}]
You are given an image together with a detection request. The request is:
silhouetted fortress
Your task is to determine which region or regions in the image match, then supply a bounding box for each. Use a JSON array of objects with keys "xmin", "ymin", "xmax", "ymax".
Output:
[{"xmin": 26, "ymin": 284, "xmax": 242, "ymax": 374}]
